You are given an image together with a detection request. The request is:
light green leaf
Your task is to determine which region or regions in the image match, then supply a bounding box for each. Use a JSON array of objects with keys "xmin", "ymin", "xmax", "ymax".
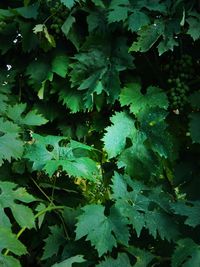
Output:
[
  {"xmin": 0, "ymin": 254, "xmax": 22, "ymax": 267},
  {"xmin": 33, "ymin": 24, "xmax": 56, "ymax": 47},
  {"xmin": 0, "ymin": 118, "xmax": 23, "ymax": 166},
  {"xmin": 25, "ymin": 133, "xmax": 99, "ymax": 180},
  {"xmin": 120, "ymin": 84, "xmax": 168, "ymax": 115},
  {"xmin": 61, "ymin": 14, "xmax": 75, "ymax": 37},
  {"xmin": 33, "ymin": 24, "xmax": 44, "ymax": 33},
  {"xmin": 52, "ymin": 54, "xmax": 69, "ymax": 78},
  {"xmin": 44, "ymin": 157, "xmax": 99, "ymax": 181},
  {"xmin": 0, "ymin": 181, "xmax": 36, "ymax": 228},
  {"xmin": 0, "ymin": 208, "xmax": 11, "ymax": 228},
  {"xmin": 35, "ymin": 203, "xmax": 46, "ymax": 229},
  {"xmin": 59, "ymin": 87, "xmax": 84, "ymax": 113},
  {"xmin": 7, "ymin": 103, "xmax": 48, "ymax": 126},
  {"xmin": 102, "ymin": 112, "xmax": 136, "ymax": 158},
  {"xmin": 0, "ymin": 227, "xmax": 27, "ymax": 255},
  {"xmin": 11, "ymin": 204, "xmax": 35, "ymax": 229},
  {"xmin": 61, "ymin": 0, "xmax": 78, "ymax": 9}
]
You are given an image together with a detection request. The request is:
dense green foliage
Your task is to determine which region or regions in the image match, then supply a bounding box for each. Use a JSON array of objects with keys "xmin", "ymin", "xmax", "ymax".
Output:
[{"xmin": 0, "ymin": 0, "xmax": 200, "ymax": 266}]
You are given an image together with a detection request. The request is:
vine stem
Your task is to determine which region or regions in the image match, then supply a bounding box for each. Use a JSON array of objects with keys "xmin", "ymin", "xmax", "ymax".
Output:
[
  {"xmin": 31, "ymin": 177, "xmax": 70, "ymax": 239},
  {"xmin": 3, "ymin": 205, "xmax": 64, "ymax": 256}
]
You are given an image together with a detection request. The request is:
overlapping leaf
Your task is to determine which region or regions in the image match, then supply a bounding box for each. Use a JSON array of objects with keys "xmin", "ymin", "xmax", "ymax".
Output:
[
  {"xmin": 0, "ymin": 181, "xmax": 36, "ymax": 229},
  {"xmin": 52, "ymin": 255, "xmax": 86, "ymax": 267},
  {"xmin": 102, "ymin": 111, "xmax": 136, "ymax": 158},
  {"xmin": 120, "ymin": 83, "xmax": 168, "ymax": 115},
  {"xmin": 111, "ymin": 173, "xmax": 179, "ymax": 241},
  {"xmin": 76, "ymin": 204, "xmax": 129, "ymax": 256},
  {"xmin": 42, "ymin": 225, "xmax": 66, "ymax": 260},
  {"xmin": 172, "ymin": 201, "xmax": 200, "ymax": 227},
  {"xmin": 7, "ymin": 103, "xmax": 48, "ymax": 126},
  {"xmin": 172, "ymin": 239, "xmax": 200, "ymax": 267},
  {"xmin": 0, "ymin": 118, "xmax": 23, "ymax": 166},
  {"xmin": 69, "ymin": 36, "xmax": 134, "ymax": 108},
  {"xmin": 25, "ymin": 133, "xmax": 100, "ymax": 180},
  {"xmin": 96, "ymin": 253, "xmax": 131, "ymax": 267}
]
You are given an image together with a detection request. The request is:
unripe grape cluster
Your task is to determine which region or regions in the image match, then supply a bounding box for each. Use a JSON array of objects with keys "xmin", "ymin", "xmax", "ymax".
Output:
[
  {"xmin": 165, "ymin": 55, "xmax": 193, "ymax": 111},
  {"xmin": 47, "ymin": 0, "xmax": 68, "ymax": 36}
]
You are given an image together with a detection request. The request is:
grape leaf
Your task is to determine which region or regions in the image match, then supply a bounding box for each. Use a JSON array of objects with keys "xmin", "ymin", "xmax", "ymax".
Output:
[
  {"xmin": 96, "ymin": 253, "xmax": 131, "ymax": 267},
  {"xmin": 0, "ymin": 92, "xmax": 8, "ymax": 113},
  {"xmin": 14, "ymin": 3, "xmax": 39, "ymax": 19},
  {"xmin": 0, "ymin": 181, "xmax": 36, "ymax": 229},
  {"xmin": 128, "ymin": 11, "xmax": 150, "ymax": 32},
  {"xmin": 87, "ymin": 10, "xmax": 107, "ymax": 33},
  {"xmin": 157, "ymin": 38, "xmax": 178, "ymax": 56},
  {"xmin": 111, "ymin": 173, "xmax": 179, "ymax": 240},
  {"xmin": 51, "ymin": 255, "xmax": 86, "ymax": 267},
  {"xmin": 60, "ymin": 0, "xmax": 79, "ymax": 9},
  {"xmin": 120, "ymin": 83, "xmax": 168, "ymax": 115},
  {"xmin": 172, "ymin": 201, "xmax": 200, "ymax": 227},
  {"xmin": 138, "ymin": 108, "xmax": 173, "ymax": 158},
  {"xmin": 0, "ymin": 227, "xmax": 27, "ymax": 255},
  {"xmin": 76, "ymin": 204, "xmax": 129, "ymax": 256},
  {"xmin": 145, "ymin": 210, "xmax": 179, "ymax": 241},
  {"xmin": 108, "ymin": 6, "xmax": 129, "ymax": 23},
  {"xmin": 20, "ymin": 21, "xmax": 39, "ymax": 52},
  {"xmin": 0, "ymin": 254, "xmax": 21, "ymax": 267},
  {"xmin": 42, "ymin": 225, "xmax": 66, "ymax": 260},
  {"xmin": 126, "ymin": 246, "xmax": 155, "ymax": 267},
  {"xmin": 0, "ymin": 118, "xmax": 23, "ymax": 166},
  {"xmin": 76, "ymin": 204, "xmax": 116, "ymax": 256},
  {"xmin": 59, "ymin": 87, "xmax": 84, "ymax": 113},
  {"xmin": 129, "ymin": 24, "xmax": 163, "ymax": 53},
  {"xmin": 7, "ymin": 103, "xmax": 48, "ymax": 126},
  {"xmin": 52, "ymin": 54, "xmax": 69, "ymax": 78},
  {"xmin": 117, "ymin": 132, "xmax": 158, "ymax": 178},
  {"xmin": 172, "ymin": 239, "xmax": 200, "ymax": 267},
  {"xmin": 61, "ymin": 14, "xmax": 75, "ymax": 37},
  {"xmin": 44, "ymin": 157, "xmax": 99, "ymax": 181},
  {"xmin": 0, "ymin": 207, "xmax": 11, "ymax": 228},
  {"xmin": 26, "ymin": 59, "xmax": 51, "ymax": 87},
  {"xmin": 25, "ymin": 133, "xmax": 99, "ymax": 180},
  {"xmin": 102, "ymin": 111, "xmax": 136, "ymax": 158},
  {"xmin": 69, "ymin": 36, "xmax": 133, "ymax": 108},
  {"xmin": 187, "ymin": 16, "xmax": 200, "ymax": 41}
]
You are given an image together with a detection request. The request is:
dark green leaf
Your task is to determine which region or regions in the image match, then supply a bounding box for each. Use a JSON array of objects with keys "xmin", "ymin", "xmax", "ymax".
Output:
[
  {"xmin": 96, "ymin": 253, "xmax": 131, "ymax": 267},
  {"xmin": 172, "ymin": 239, "xmax": 200, "ymax": 267}
]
